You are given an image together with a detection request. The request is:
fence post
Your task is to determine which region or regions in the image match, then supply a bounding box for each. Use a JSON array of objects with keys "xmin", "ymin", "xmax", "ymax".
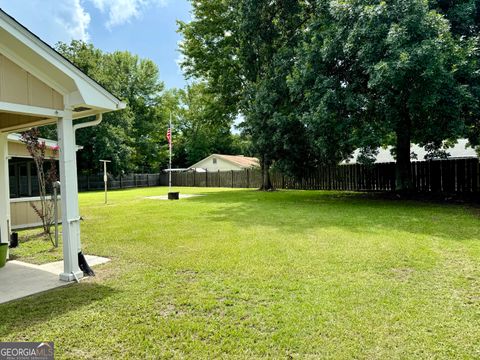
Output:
[
  {"xmin": 147, "ymin": 174, "xmax": 150, "ymax": 187},
  {"xmin": 87, "ymin": 174, "xmax": 90, "ymax": 191},
  {"xmin": 232, "ymin": 170, "xmax": 234, "ymax": 188},
  {"xmin": 193, "ymin": 171, "xmax": 196, "ymax": 187},
  {"xmin": 206, "ymin": 170, "xmax": 208, "ymax": 187},
  {"xmin": 134, "ymin": 174, "xmax": 137, "ymax": 188},
  {"xmin": 246, "ymin": 169, "xmax": 249, "ymax": 188}
]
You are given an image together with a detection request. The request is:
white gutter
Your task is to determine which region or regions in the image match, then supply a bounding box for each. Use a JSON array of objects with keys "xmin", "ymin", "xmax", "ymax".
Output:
[{"xmin": 73, "ymin": 114, "xmax": 102, "ymax": 133}]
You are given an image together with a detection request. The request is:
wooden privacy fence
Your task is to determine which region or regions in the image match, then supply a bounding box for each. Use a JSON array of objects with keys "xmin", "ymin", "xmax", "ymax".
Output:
[
  {"xmin": 78, "ymin": 173, "xmax": 162, "ymax": 191},
  {"xmin": 161, "ymin": 158, "xmax": 480, "ymax": 193}
]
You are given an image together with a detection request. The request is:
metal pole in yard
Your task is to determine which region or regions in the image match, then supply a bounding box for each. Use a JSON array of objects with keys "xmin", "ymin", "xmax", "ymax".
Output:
[
  {"xmin": 100, "ymin": 160, "xmax": 111, "ymax": 204},
  {"xmin": 169, "ymin": 113, "xmax": 172, "ymax": 192}
]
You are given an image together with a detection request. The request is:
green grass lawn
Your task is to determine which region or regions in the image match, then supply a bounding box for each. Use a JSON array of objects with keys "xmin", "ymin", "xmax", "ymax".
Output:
[{"xmin": 2, "ymin": 187, "xmax": 480, "ymax": 359}]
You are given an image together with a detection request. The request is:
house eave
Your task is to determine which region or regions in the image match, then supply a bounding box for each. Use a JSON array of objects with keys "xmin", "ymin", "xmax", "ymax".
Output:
[{"xmin": 0, "ymin": 9, "xmax": 126, "ymax": 112}]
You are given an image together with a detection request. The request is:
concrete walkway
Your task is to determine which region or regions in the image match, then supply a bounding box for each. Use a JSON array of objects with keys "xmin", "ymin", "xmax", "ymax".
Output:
[{"xmin": 0, "ymin": 255, "xmax": 110, "ymax": 304}]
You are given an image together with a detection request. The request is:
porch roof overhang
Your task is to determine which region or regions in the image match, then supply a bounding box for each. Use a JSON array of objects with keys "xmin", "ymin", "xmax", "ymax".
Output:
[{"xmin": 0, "ymin": 8, "xmax": 126, "ymax": 132}]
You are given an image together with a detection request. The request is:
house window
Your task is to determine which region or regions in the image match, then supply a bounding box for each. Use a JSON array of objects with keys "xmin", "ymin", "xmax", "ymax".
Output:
[
  {"xmin": 8, "ymin": 158, "xmax": 45, "ymax": 198},
  {"xmin": 213, "ymin": 158, "xmax": 217, "ymax": 164}
]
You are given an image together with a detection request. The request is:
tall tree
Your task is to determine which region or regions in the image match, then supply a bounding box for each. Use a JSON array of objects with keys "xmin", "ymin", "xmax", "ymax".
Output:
[
  {"xmin": 53, "ymin": 41, "xmax": 168, "ymax": 175},
  {"xmin": 430, "ymin": 0, "xmax": 480, "ymax": 148},
  {"xmin": 178, "ymin": 0, "xmax": 242, "ymax": 119},
  {"xmin": 172, "ymin": 83, "xmax": 249, "ymax": 168},
  {"xmin": 179, "ymin": 0, "xmax": 310, "ymax": 189},
  {"xmin": 292, "ymin": 0, "xmax": 479, "ymax": 191}
]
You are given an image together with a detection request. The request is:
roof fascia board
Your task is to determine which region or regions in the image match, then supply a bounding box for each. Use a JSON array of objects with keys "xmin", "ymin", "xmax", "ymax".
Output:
[
  {"xmin": 8, "ymin": 133, "xmax": 56, "ymax": 147},
  {"xmin": 73, "ymin": 81, "xmax": 122, "ymax": 110}
]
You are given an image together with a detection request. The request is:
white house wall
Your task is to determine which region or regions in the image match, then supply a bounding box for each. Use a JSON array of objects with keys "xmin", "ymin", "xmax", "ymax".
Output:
[
  {"xmin": 10, "ymin": 197, "xmax": 61, "ymax": 230},
  {"xmin": 194, "ymin": 156, "xmax": 244, "ymax": 172}
]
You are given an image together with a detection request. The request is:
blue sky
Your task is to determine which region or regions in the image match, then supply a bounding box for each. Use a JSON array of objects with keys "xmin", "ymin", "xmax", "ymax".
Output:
[{"xmin": 0, "ymin": 0, "xmax": 192, "ymax": 89}]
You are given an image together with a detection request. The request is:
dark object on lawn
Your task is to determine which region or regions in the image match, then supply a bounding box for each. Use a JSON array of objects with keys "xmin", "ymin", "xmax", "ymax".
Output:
[
  {"xmin": 168, "ymin": 192, "xmax": 180, "ymax": 200},
  {"xmin": 9, "ymin": 232, "xmax": 18, "ymax": 248},
  {"xmin": 0, "ymin": 243, "xmax": 7, "ymax": 268},
  {"xmin": 78, "ymin": 252, "xmax": 95, "ymax": 276}
]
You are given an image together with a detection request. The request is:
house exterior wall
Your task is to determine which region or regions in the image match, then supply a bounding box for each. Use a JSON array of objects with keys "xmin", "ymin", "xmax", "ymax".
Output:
[
  {"xmin": 10, "ymin": 196, "xmax": 61, "ymax": 230},
  {"xmin": 8, "ymin": 141, "xmax": 58, "ymax": 158},
  {"xmin": 0, "ymin": 54, "xmax": 64, "ymax": 110},
  {"xmin": 194, "ymin": 156, "xmax": 243, "ymax": 172}
]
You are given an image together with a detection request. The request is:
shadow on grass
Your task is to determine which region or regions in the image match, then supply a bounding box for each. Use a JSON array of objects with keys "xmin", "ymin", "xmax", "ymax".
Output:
[
  {"xmin": 0, "ymin": 282, "xmax": 117, "ymax": 336},
  {"xmin": 183, "ymin": 189, "xmax": 480, "ymax": 242}
]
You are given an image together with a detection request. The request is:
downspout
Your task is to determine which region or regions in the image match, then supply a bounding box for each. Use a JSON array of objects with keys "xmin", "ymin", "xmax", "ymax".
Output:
[
  {"xmin": 71, "ymin": 113, "xmax": 103, "ymax": 278},
  {"xmin": 73, "ymin": 114, "xmax": 102, "ymax": 133},
  {"xmin": 69, "ymin": 113, "xmax": 103, "ymax": 232}
]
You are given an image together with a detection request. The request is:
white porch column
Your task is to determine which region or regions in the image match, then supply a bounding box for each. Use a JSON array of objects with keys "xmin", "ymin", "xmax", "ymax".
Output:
[
  {"xmin": 58, "ymin": 109, "xmax": 83, "ymax": 281},
  {"xmin": 0, "ymin": 133, "xmax": 10, "ymax": 247}
]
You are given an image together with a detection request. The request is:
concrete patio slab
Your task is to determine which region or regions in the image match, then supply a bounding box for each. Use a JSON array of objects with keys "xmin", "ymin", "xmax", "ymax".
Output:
[
  {"xmin": 39, "ymin": 255, "xmax": 110, "ymax": 274},
  {"xmin": 0, "ymin": 255, "xmax": 110, "ymax": 304},
  {"xmin": 145, "ymin": 194, "xmax": 204, "ymax": 201}
]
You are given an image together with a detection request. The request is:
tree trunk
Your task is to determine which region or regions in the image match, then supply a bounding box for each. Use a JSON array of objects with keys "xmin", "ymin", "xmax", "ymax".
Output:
[
  {"xmin": 395, "ymin": 114, "xmax": 413, "ymax": 193},
  {"xmin": 260, "ymin": 155, "xmax": 274, "ymax": 191}
]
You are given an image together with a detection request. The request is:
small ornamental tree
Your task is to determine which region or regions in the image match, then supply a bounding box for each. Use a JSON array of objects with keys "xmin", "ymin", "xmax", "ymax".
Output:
[{"xmin": 21, "ymin": 129, "xmax": 59, "ymax": 246}]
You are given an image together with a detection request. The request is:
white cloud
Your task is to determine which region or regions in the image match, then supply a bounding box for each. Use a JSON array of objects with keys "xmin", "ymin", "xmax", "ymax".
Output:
[
  {"xmin": 89, "ymin": 0, "xmax": 168, "ymax": 29},
  {"xmin": 0, "ymin": 0, "xmax": 91, "ymax": 44},
  {"xmin": 0, "ymin": 0, "xmax": 169, "ymax": 45},
  {"xmin": 55, "ymin": 0, "xmax": 91, "ymax": 42}
]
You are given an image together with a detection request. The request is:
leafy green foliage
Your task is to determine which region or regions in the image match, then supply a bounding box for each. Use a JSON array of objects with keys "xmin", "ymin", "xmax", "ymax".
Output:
[
  {"xmin": 173, "ymin": 83, "xmax": 250, "ymax": 168},
  {"xmin": 292, "ymin": 0, "xmax": 480, "ymax": 190},
  {"xmin": 51, "ymin": 41, "xmax": 170, "ymax": 175},
  {"xmin": 237, "ymin": 0, "xmax": 314, "ymax": 182},
  {"xmin": 178, "ymin": 0, "xmax": 242, "ymax": 117},
  {"xmin": 179, "ymin": 0, "xmax": 314, "ymax": 188},
  {"xmin": 48, "ymin": 41, "xmax": 246, "ymax": 174},
  {"xmin": 431, "ymin": 0, "xmax": 480, "ymax": 36},
  {"xmin": 181, "ymin": 0, "xmax": 480, "ymax": 191}
]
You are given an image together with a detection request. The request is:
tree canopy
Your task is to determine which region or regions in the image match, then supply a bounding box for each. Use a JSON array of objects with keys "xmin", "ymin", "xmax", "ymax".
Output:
[
  {"xmin": 293, "ymin": 0, "xmax": 479, "ymax": 190},
  {"xmin": 41, "ymin": 40, "xmax": 247, "ymax": 175},
  {"xmin": 179, "ymin": 0, "xmax": 480, "ymax": 191},
  {"xmin": 51, "ymin": 41, "xmax": 167, "ymax": 175},
  {"xmin": 173, "ymin": 83, "xmax": 251, "ymax": 167},
  {"xmin": 179, "ymin": 0, "xmax": 314, "ymax": 189}
]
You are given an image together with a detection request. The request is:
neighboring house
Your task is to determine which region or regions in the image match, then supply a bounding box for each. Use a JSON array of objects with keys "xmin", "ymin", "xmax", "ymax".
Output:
[
  {"xmin": 343, "ymin": 139, "xmax": 478, "ymax": 164},
  {"xmin": 189, "ymin": 154, "xmax": 260, "ymax": 172}
]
